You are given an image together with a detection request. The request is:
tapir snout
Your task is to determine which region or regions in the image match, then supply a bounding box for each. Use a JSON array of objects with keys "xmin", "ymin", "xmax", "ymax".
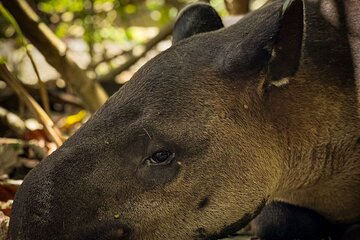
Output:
[
  {"xmin": 8, "ymin": 136, "xmax": 133, "ymax": 239},
  {"xmin": 9, "ymin": 0, "xmax": 360, "ymax": 239}
]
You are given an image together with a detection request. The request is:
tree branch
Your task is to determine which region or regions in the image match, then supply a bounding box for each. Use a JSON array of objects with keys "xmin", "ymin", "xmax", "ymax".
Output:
[
  {"xmin": 26, "ymin": 49, "xmax": 51, "ymax": 115},
  {"xmin": 89, "ymin": 50, "xmax": 131, "ymax": 70},
  {"xmin": 0, "ymin": 63, "xmax": 64, "ymax": 147},
  {"xmin": 97, "ymin": 22, "xmax": 174, "ymax": 83},
  {"xmin": 1, "ymin": 0, "xmax": 108, "ymax": 112}
]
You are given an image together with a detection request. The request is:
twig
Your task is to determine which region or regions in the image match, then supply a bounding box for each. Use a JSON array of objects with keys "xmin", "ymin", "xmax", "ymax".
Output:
[
  {"xmin": 85, "ymin": 0, "xmax": 95, "ymax": 65},
  {"xmin": 97, "ymin": 22, "xmax": 174, "ymax": 82},
  {"xmin": 0, "ymin": 107, "xmax": 26, "ymax": 136},
  {"xmin": 48, "ymin": 89, "xmax": 83, "ymax": 109},
  {"xmin": 0, "ymin": 79, "xmax": 84, "ymax": 109},
  {"xmin": 0, "ymin": 63, "xmax": 63, "ymax": 147},
  {"xmin": 0, "ymin": 138, "xmax": 47, "ymax": 160},
  {"xmin": 0, "ymin": 3, "xmax": 51, "ymax": 115},
  {"xmin": 26, "ymin": 50, "xmax": 51, "ymax": 115},
  {"xmin": 89, "ymin": 49, "xmax": 132, "ymax": 70}
]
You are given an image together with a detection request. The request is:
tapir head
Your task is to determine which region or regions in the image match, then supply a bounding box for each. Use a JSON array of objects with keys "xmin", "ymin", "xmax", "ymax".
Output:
[{"xmin": 9, "ymin": 1, "xmax": 304, "ymax": 239}]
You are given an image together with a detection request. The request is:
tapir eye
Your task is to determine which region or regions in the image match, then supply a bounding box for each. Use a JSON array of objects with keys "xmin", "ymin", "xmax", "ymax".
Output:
[{"xmin": 147, "ymin": 150, "xmax": 175, "ymax": 165}]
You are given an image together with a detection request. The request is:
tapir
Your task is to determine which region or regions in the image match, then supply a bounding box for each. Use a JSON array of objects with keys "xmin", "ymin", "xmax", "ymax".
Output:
[{"xmin": 8, "ymin": 0, "xmax": 360, "ymax": 239}]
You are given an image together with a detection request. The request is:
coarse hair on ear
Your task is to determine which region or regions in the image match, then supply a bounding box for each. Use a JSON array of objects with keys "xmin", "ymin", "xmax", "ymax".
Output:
[
  {"xmin": 172, "ymin": 2, "xmax": 224, "ymax": 44},
  {"xmin": 265, "ymin": 0, "xmax": 304, "ymax": 88},
  {"xmin": 219, "ymin": 0, "xmax": 304, "ymax": 91}
]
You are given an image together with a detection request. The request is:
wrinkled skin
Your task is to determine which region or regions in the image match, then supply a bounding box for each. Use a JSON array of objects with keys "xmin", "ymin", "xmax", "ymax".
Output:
[{"xmin": 8, "ymin": 0, "xmax": 360, "ymax": 239}]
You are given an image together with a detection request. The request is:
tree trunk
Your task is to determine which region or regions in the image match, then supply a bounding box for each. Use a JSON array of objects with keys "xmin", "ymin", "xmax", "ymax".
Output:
[
  {"xmin": 1, "ymin": 0, "xmax": 108, "ymax": 113},
  {"xmin": 224, "ymin": 0, "xmax": 250, "ymax": 15}
]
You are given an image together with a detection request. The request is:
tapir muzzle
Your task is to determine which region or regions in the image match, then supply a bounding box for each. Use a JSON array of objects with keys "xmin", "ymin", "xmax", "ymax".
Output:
[{"xmin": 72, "ymin": 223, "xmax": 131, "ymax": 240}]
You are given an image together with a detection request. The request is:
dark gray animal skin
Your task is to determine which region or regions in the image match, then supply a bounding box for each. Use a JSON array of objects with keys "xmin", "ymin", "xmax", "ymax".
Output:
[
  {"xmin": 172, "ymin": 3, "xmax": 224, "ymax": 44},
  {"xmin": 8, "ymin": 0, "xmax": 360, "ymax": 239}
]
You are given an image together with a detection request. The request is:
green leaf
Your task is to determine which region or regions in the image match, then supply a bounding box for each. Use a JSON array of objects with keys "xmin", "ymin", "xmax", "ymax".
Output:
[{"xmin": 0, "ymin": 56, "xmax": 7, "ymax": 64}]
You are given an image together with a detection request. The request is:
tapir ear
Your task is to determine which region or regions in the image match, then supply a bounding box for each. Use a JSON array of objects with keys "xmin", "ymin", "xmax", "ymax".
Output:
[
  {"xmin": 221, "ymin": 0, "xmax": 303, "ymax": 84},
  {"xmin": 267, "ymin": 0, "xmax": 304, "ymax": 84},
  {"xmin": 172, "ymin": 3, "xmax": 224, "ymax": 44}
]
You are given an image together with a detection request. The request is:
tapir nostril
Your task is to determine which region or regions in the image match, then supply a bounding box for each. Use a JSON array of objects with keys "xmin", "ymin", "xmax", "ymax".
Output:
[
  {"xmin": 105, "ymin": 228, "xmax": 128, "ymax": 239},
  {"xmin": 74, "ymin": 223, "xmax": 131, "ymax": 240},
  {"xmin": 97, "ymin": 225, "xmax": 131, "ymax": 240}
]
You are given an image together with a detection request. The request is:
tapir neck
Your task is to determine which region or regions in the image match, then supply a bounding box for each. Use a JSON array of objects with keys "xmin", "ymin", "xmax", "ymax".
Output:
[
  {"xmin": 264, "ymin": 67, "xmax": 360, "ymax": 222},
  {"xmin": 260, "ymin": 0, "xmax": 360, "ymax": 223}
]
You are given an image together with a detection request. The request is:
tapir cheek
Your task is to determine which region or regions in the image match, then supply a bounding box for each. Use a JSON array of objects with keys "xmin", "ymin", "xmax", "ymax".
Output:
[{"xmin": 136, "ymin": 160, "xmax": 181, "ymax": 189}]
